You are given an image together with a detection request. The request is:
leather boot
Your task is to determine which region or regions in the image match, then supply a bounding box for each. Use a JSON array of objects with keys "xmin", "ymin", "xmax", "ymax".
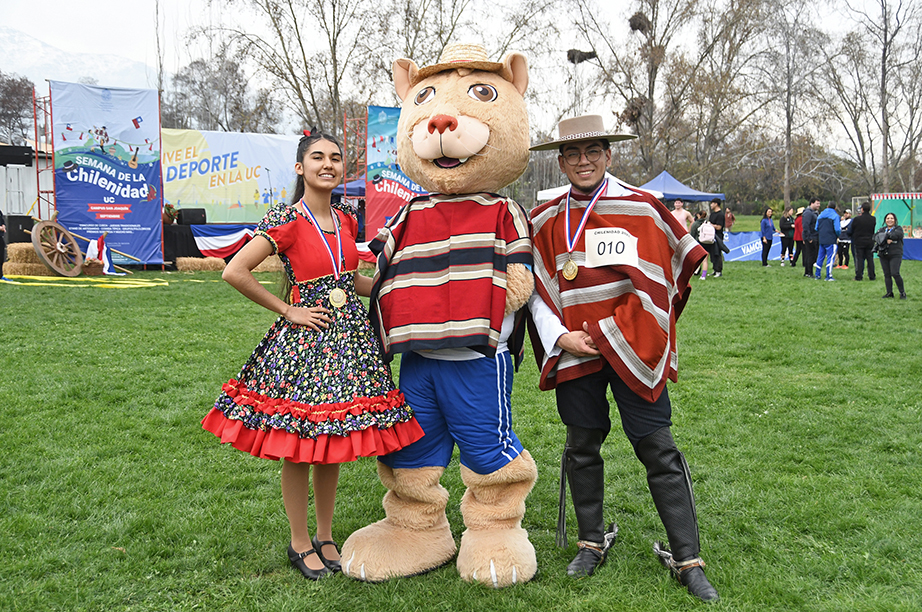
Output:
[
  {"xmin": 635, "ymin": 427, "xmax": 719, "ymax": 602},
  {"xmin": 562, "ymin": 426, "xmax": 615, "ymax": 577}
]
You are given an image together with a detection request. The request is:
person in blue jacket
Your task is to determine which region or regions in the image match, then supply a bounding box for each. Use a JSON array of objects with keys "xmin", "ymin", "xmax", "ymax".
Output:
[
  {"xmin": 760, "ymin": 208, "xmax": 777, "ymax": 266},
  {"xmin": 814, "ymin": 203, "xmax": 841, "ymax": 281}
]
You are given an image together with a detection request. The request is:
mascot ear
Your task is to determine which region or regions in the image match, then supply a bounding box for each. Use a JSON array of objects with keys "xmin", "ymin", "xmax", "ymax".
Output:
[
  {"xmin": 501, "ymin": 53, "xmax": 529, "ymax": 96},
  {"xmin": 393, "ymin": 58, "xmax": 420, "ymax": 102}
]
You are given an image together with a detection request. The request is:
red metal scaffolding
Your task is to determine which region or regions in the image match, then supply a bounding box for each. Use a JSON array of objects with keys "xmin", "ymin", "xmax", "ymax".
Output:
[{"xmin": 32, "ymin": 88, "xmax": 55, "ymax": 220}]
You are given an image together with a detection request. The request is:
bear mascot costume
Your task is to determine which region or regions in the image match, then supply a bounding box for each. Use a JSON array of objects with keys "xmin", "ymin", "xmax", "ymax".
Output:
[{"xmin": 340, "ymin": 43, "xmax": 537, "ymax": 588}]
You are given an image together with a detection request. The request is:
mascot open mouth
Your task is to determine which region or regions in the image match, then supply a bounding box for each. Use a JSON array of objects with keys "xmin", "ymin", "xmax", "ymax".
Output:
[{"xmin": 433, "ymin": 156, "xmax": 469, "ymax": 169}]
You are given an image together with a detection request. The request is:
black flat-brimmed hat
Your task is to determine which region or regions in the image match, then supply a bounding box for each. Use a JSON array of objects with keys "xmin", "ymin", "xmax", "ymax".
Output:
[{"xmin": 530, "ymin": 114, "xmax": 636, "ymax": 151}]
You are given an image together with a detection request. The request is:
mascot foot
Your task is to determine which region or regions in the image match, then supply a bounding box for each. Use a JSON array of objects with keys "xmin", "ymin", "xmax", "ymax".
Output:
[
  {"xmin": 457, "ymin": 451, "xmax": 538, "ymax": 587},
  {"xmin": 341, "ymin": 464, "xmax": 456, "ymax": 582}
]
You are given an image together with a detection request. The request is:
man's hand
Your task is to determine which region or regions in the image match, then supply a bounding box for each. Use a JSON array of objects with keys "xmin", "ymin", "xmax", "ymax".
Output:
[{"xmin": 556, "ymin": 322, "xmax": 600, "ymax": 357}]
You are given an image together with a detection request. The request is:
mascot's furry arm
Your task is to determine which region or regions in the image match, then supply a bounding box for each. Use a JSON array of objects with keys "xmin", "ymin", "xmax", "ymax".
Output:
[{"xmin": 506, "ymin": 263, "xmax": 534, "ymax": 315}]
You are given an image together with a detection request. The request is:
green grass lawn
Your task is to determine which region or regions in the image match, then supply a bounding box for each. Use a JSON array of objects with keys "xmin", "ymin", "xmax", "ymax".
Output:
[{"xmin": 2, "ymin": 262, "xmax": 920, "ymax": 611}]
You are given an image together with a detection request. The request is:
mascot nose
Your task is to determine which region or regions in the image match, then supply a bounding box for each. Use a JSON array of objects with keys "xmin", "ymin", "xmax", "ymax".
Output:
[{"xmin": 428, "ymin": 115, "xmax": 459, "ymax": 134}]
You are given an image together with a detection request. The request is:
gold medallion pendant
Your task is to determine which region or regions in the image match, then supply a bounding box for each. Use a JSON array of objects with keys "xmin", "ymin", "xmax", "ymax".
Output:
[
  {"xmin": 562, "ymin": 259, "xmax": 579, "ymax": 281},
  {"xmin": 329, "ymin": 287, "xmax": 347, "ymax": 308}
]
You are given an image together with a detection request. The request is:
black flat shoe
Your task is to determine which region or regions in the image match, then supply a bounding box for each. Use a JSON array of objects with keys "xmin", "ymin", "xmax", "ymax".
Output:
[
  {"xmin": 311, "ymin": 535, "xmax": 342, "ymax": 573},
  {"xmin": 883, "ymin": 293, "xmax": 894, "ymax": 298},
  {"xmin": 287, "ymin": 543, "xmax": 331, "ymax": 580}
]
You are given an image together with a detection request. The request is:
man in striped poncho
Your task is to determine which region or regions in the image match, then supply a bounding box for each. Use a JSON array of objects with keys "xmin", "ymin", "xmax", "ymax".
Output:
[{"xmin": 527, "ymin": 115, "xmax": 719, "ymax": 602}]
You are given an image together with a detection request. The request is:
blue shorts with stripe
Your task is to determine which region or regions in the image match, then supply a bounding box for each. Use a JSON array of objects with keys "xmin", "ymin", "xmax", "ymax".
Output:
[{"xmin": 379, "ymin": 350, "xmax": 524, "ymax": 475}]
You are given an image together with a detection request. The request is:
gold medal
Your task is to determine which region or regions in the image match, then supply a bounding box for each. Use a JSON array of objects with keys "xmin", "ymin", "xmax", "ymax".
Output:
[
  {"xmin": 562, "ymin": 258, "xmax": 579, "ymax": 281},
  {"xmin": 329, "ymin": 287, "xmax": 347, "ymax": 308}
]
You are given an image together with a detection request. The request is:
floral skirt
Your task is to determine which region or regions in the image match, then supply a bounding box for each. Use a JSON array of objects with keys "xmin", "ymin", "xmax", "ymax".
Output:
[{"xmin": 202, "ymin": 273, "xmax": 424, "ymax": 463}]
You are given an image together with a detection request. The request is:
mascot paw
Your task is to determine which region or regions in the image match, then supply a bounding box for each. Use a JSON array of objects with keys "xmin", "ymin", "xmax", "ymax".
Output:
[
  {"xmin": 456, "ymin": 527, "xmax": 537, "ymax": 587},
  {"xmin": 341, "ymin": 518, "xmax": 456, "ymax": 582},
  {"xmin": 505, "ymin": 263, "xmax": 534, "ymax": 315}
]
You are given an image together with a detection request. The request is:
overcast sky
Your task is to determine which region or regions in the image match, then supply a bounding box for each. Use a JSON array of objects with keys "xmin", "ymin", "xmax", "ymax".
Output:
[{"xmin": 4, "ymin": 0, "xmax": 205, "ymax": 72}]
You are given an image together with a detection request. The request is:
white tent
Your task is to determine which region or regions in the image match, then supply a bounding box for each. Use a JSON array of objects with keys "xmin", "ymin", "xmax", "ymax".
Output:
[{"xmin": 536, "ymin": 172, "xmax": 664, "ymax": 202}]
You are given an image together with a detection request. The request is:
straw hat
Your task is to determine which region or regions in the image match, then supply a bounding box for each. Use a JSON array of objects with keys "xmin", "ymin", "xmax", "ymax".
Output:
[
  {"xmin": 796, "ymin": 207, "xmax": 805, "ymax": 215},
  {"xmin": 530, "ymin": 115, "xmax": 636, "ymax": 151},
  {"xmin": 413, "ymin": 43, "xmax": 506, "ymax": 84}
]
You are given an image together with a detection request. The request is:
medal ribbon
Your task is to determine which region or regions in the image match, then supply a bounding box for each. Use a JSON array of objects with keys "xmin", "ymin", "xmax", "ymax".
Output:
[
  {"xmin": 565, "ymin": 178, "xmax": 608, "ymax": 256},
  {"xmin": 300, "ymin": 199, "xmax": 343, "ymax": 280}
]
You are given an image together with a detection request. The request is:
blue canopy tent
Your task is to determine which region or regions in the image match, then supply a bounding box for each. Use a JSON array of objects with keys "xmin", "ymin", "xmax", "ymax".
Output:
[
  {"xmin": 332, "ymin": 179, "xmax": 366, "ymax": 197},
  {"xmin": 639, "ymin": 171, "xmax": 723, "ymax": 201}
]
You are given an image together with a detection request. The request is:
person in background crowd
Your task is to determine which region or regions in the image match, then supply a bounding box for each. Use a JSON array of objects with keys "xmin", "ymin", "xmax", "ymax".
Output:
[
  {"xmin": 708, "ymin": 198, "xmax": 728, "ymax": 277},
  {"xmin": 723, "ymin": 206, "xmax": 736, "ymax": 241},
  {"xmin": 850, "ymin": 201, "xmax": 877, "ymax": 281},
  {"xmin": 802, "ymin": 198, "xmax": 821, "ymax": 277},
  {"xmin": 792, "ymin": 207, "xmax": 805, "ymax": 267},
  {"xmin": 814, "ymin": 202, "xmax": 840, "ymax": 281},
  {"xmin": 689, "ymin": 210, "xmax": 709, "ymax": 280},
  {"xmin": 760, "ymin": 208, "xmax": 777, "ymax": 267},
  {"xmin": 875, "ymin": 212, "xmax": 906, "ymax": 299},
  {"xmin": 836, "ymin": 209, "xmax": 852, "ymax": 269},
  {"xmin": 670, "ymin": 199, "xmax": 694, "ymax": 231},
  {"xmin": 779, "ymin": 207, "xmax": 795, "ymax": 266}
]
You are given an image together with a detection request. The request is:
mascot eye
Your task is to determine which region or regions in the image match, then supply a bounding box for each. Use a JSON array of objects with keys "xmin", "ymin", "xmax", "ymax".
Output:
[
  {"xmin": 414, "ymin": 87, "xmax": 436, "ymax": 105},
  {"xmin": 468, "ymin": 84, "xmax": 498, "ymax": 102}
]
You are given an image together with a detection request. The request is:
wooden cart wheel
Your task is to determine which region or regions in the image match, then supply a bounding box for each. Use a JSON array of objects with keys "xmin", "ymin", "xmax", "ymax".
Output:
[{"xmin": 31, "ymin": 220, "xmax": 85, "ymax": 277}]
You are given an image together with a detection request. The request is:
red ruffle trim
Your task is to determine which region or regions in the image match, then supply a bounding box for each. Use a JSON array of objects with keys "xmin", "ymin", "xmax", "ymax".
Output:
[
  {"xmin": 200, "ymin": 380, "xmax": 425, "ymax": 464},
  {"xmin": 214, "ymin": 379, "xmax": 411, "ymax": 421}
]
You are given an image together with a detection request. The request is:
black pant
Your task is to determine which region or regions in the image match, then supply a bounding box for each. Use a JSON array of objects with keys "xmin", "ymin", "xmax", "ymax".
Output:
[
  {"xmin": 555, "ymin": 362, "xmax": 672, "ymax": 443},
  {"xmin": 802, "ymin": 239, "xmax": 818, "ymax": 275},
  {"xmin": 792, "ymin": 240, "xmax": 803, "ymax": 265},
  {"xmin": 880, "ymin": 254, "xmax": 904, "ymax": 295},
  {"xmin": 761, "ymin": 237, "xmax": 772, "ymax": 265},
  {"xmin": 780, "ymin": 236, "xmax": 794, "ymax": 261},
  {"xmin": 853, "ymin": 245, "xmax": 875, "ymax": 280},
  {"xmin": 837, "ymin": 242, "xmax": 850, "ymax": 266},
  {"xmin": 708, "ymin": 242, "xmax": 723, "ymax": 273}
]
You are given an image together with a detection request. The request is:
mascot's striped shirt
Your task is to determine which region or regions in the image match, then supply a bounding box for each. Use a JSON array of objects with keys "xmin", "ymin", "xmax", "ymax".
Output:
[
  {"xmin": 529, "ymin": 182, "xmax": 706, "ymax": 403},
  {"xmin": 369, "ymin": 192, "xmax": 532, "ymax": 360}
]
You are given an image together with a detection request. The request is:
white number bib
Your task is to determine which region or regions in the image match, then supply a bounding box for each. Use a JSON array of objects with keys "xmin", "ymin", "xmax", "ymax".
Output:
[{"xmin": 585, "ymin": 228, "xmax": 639, "ymax": 269}]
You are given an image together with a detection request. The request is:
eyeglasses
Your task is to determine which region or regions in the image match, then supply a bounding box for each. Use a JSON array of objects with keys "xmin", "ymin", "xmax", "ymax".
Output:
[{"xmin": 562, "ymin": 148, "xmax": 604, "ymax": 166}]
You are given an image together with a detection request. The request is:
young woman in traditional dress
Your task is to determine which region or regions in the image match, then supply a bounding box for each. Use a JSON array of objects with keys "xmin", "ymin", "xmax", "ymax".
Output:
[{"xmin": 202, "ymin": 130, "xmax": 423, "ymax": 580}]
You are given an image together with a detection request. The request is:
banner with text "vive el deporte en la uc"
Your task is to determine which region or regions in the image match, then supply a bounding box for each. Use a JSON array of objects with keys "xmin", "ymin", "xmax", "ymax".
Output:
[{"xmin": 161, "ymin": 129, "xmax": 301, "ymax": 224}]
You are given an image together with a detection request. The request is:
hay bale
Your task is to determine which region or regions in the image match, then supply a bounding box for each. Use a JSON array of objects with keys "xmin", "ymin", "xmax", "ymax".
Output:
[
  {"xmin": 7, "ymin": 242, "xmax": 42, "ymax": 265},
  {"xmin": 4, "ymin": 262, "xmax": 55, "ymax": 276},
  {"xmin": 176, "ymin": 256, "xmax": 226, "ymax": 271},
  {"xmin": 83, "ymin": 261, "xmax": 105, "ymax": 276},
  {"xmin": 253, "ymin": 255, "xmax": 283, "ymax": 273}
]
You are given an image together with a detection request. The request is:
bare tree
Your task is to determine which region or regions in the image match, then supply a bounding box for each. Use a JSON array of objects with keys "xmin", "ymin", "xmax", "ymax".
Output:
[
  {"xmin": 845, "ymin": 0, "xmax": 921, "ymax": 192},
  {"xmin": 205, "ymin": 0, "xmax": 376, "ymax": 136},
  {"xmin": 759, "ymin": 0, "xmax": 827, "ymax": 207},
  {"xmin": 0, "ymin": 71, "xmax": 35, "ymax": 146},
  {"xmin": 683, "ymin": 0, "xmax": 771, "ymax": 189},
  {"xmin": 162, "ymin": 48, "xmax": 280, "ymax": 133},
  {"xmin": 565, "ymin": 0, "xmax": 714, "ymax": 177}
]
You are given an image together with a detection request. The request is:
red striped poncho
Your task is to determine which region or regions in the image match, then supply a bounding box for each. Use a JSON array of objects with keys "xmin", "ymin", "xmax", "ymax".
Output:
[
  {"xmin": 529, "ymin": 184, "xmax": 706, "ymax": 402},
  {"xmin": 369, "ymin": 192, "xmax": 533, "ymax": 360}
]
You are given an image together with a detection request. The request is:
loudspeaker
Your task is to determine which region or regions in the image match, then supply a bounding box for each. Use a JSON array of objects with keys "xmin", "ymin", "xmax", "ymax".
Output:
[
  {"xmin": 177, "ymin": 208, "xmax": 206, "ymax": 225},
  {"xmin": 6, "ymin": 215, "xmax": 34, "ymax": 243}
]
